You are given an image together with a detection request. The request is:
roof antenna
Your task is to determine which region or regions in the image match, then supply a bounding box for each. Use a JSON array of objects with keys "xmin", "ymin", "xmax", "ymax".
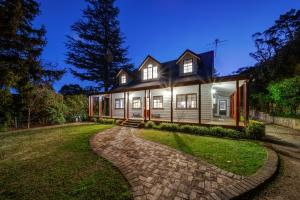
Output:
[{"xmin": 207, "ymin": 38, "xmax": 227, "ymax": 58}]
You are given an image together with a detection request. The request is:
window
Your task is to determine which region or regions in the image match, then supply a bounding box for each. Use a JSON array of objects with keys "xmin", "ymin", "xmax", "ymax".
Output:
[
  {"xmin": 183, "ymin": 59, "xmax": 193, "ymax": 73},
  {"xmin": 176, "ymin": 94, "xmax": 186, "ymax": 109},
  {"xmin": 121, "ymin": 75, "xmax": 126, "ymax": 84},
  {"xmin": 176, "ymin": 94, "xmax": 197, "ymax": 109},
  {"xmin": 115, "ymin": 98, "xmax": 124, "ymax": 109},
  {"xmin": 187, "ymin": 94, "xmax": 197, "ymax": 108},
  {"xmin": 132, "ymin": 97, "xmax": 141, "ymax": 109},
  {"xmin": 143, "ymin": 64, "xmax": 158, "ymax": 80},
  {"xmin": 153, "ymin": 96, "xmax": 163, "ymax": 109}
]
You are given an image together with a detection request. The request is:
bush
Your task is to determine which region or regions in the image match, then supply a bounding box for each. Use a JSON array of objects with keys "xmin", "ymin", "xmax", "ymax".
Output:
[
  {"xmin": 99, "ymin": 118, "xmax": 115, "ymax": 124},
  {"xmin": 145, "ymin": 121, "xmax": 156, "ymax": 129},
  {"xmin": 246, "ymin": 120, "xmax": 265, "ymax": 139},
  {"xmin": 160, "ymin": 123, "xmax": 180, "ymax": 132},
  {"xmin": 115, "ymin": 120, "xmax": 123, "ymax": 125},
  {"xmin": 139, "ymin": 121, "xmax": 145, "ymax": 128}
]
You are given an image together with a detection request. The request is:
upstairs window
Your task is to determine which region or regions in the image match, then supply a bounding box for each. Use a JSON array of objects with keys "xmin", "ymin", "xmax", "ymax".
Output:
[
  {"xmin": 115, "ymin": 98, "xmax": 124, "ymax": 109},
  {"xmin": 183, "ymin": 59, "xmax": 193, "ymax": 73},
  {"xmin": 153, "ymin": 96, "xmax": 163, "ymax": 109},
  {"xmin": 132, "ymin": 97, "xmax": 141, "ymax": 109},
  {"xmin": 143, "ymin": 64, "xmax": 158, "ymax": 80},
  {"xmin": 121, "ymin": 74, "xmax": 126, "ymax": 84}
]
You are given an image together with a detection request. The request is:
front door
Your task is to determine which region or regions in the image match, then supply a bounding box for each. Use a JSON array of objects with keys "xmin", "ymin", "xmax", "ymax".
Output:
[{"xmin": 219, "ymin": 100, "xmax": 227, "ymax": 116}]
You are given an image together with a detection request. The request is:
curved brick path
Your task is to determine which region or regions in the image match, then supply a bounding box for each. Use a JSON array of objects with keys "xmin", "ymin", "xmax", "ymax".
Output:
[{"xmin": 90, "ymin": 126, "xmax": 249, "ymax": 200}]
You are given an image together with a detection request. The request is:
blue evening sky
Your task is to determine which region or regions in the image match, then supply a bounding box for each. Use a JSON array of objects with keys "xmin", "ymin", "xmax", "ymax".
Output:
[{"xmin": 34, "ymin": 0, "xmax": 300, "ymax": 91}]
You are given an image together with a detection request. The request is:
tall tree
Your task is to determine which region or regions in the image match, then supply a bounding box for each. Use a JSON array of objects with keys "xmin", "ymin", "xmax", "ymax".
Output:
[
  {"xmin": 0, "ymin": 0, "xmax": 64, "ymax": 129},
  {"xmin": 66, "ymin": 0, "xmax": 132, "ymax": 92}
]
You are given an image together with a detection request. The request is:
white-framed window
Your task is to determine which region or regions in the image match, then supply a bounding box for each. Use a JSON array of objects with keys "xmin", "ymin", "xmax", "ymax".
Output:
[
  {"xmin": 121, "ymin": 74, "xmax": 126, "ymax": 84},
  {"xmin": 132, "ymin": 97, "xmax": 141, "ymax": 109},
  {"xmin": 153, "ymin": 96, "xmax": 163, "ymax": 109},
  {"xmin": 143, "ymin": 64, "xmax": 158, "ymax": 80},
  {"xmin": 176, "ymin": 94, "xmax": 197, "ymax": 109},
  {"xmin": 115, "ymin": 98, "xmax": 124, "ymax": 109},
  {"xmin": 183, "ymin": 59, "xmax": 193, "ymax": 73}
]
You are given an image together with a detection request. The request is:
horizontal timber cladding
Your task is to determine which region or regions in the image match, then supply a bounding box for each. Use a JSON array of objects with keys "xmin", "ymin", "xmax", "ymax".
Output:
[
  {"xmin": 150, "ymin": 87, "xmax": 171, "ymax": 122},
  {"xmin": 173, "ymin": 85, "xmax": 199, "ymax": 123},
  {"xmin": 112, "ymin": 92, "xmax": 125, "ymax": 119},
  {"xmin": 201, "ymin": 83, "xmax": 213, "ymax": 122},
  {"xmin": 129, "ymin": 90, "xmax": 145, "ymax": 120}
]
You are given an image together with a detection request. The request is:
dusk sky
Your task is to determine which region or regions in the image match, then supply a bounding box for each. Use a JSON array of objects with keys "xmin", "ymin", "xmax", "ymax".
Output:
[{"xmin": 34, "ymin": 0, "xmax": 300, "ymax": 91}]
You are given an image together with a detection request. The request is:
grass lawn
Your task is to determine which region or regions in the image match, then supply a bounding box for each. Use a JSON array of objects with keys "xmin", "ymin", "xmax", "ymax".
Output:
[
  {"xmin": 0, "ymin": 124, "xmax": 132, "ymax": 200},
  {"xmin": 136, "ymin": 129, "xmax": 267, "ymax": 176}
]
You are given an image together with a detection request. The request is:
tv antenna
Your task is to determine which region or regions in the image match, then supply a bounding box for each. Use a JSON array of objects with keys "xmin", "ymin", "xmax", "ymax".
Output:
[{"xmin": 207, "ymin": 38, "xmax": 227, "ymax": 58}]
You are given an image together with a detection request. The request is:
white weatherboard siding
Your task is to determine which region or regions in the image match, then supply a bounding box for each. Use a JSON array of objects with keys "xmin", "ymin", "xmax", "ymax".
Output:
[
  {"xmin": 173, "ymin": 85, "xmax": 199, "ymax": 123},
  {"xmin": 129, "ymin": 90, "xmax": 144, "ymax": 119},
  {"xmin": 150, "ymin": 88, "xmax": 171, "ymax": 121},
  {"xmin": 201, "ymin": 83, "xmax": 213, "ymax": 122},
  {"xmin": 112, "ymin": 92, "xmax": 125, "ymax": 119}
]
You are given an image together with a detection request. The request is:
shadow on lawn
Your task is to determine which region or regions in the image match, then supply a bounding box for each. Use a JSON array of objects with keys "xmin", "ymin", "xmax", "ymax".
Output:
[{"xmin": 173, "ymin": 133, "xmax": 194, "ymax": 155}]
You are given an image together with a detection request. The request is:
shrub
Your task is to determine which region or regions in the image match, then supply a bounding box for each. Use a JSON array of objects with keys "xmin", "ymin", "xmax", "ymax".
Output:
[
  {"xmin": 180, "ymin": 125, "xmax": 194, "ymax": 133},
  {"xmin": 246, "ymin": 120, "xmax": 265, "ymax": 139},
  {"xmin": 115, "ymin": 120, "xmax": 123, "ymax": 125},
  {"xmin": 139, "ymin": 121, "xmax": 145, "ymax": 128},
  {"xmin": 99, "ymin": 118, "xmax": 115, "ymax": 124},
  {"xmin": 160, "ymin": 123, "xmax": 180, "ymax": 132},
  {"xmin": 145, "ymin": 121, "xmax": 156, "ymax": 129}
]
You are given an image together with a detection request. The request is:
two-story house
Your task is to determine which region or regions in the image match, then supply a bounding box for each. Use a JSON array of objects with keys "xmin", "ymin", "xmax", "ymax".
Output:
[{"xmin": 88, "ymin": 49, "xmax": 249, "ymax": 128}]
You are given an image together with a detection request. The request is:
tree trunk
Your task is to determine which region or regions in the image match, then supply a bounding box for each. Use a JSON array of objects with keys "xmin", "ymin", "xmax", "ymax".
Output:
[{"xmin": 27, "ymin": 108, "xmax": 31, "ymax": 129}]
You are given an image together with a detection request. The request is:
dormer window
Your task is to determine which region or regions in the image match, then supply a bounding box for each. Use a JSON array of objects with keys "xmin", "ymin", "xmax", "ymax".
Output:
[
  {"xmin": 143, "ymin": 64, "xmax": 158, "ymax": 80},
  {"xmin": 183, "ymin": 59, "xmax": 193, "ymax": 73},
  {"xmin": 121, "ymin": 74, "xmax": 126, "ymax": 84}
]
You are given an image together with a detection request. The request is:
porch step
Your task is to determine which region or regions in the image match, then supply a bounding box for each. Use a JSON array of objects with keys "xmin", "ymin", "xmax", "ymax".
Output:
[{"xmin": 122, "ymin": 120, "xmax": 143, "ymax": 128}]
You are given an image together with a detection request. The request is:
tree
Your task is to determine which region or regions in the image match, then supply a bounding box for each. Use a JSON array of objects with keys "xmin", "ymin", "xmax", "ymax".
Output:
[
  {"xmin": 64, "ymin": 95, "xmax": 88, "ymax": 122},
  {"xmin": 66, "ymin": 0, "xmax": 132, "ymax": 92},
  {"xmin": 59, "ymin": 84, "xmax": 84, "ymax": 96},
  {"xmin": 0, "ymin": 0, "xmax": 64, "ymax": 129}
]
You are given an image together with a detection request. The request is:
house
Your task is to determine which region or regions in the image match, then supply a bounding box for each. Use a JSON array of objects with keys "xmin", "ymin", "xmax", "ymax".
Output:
[{"xmin": 88, "ymin": 49, "xmax": 249, "ymax": 128}]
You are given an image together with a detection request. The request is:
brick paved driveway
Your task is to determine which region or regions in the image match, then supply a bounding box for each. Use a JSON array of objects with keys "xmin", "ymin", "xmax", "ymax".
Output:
[{"xmin": 90, "ymin": 126, "xmax": 243, "ymax": 200}]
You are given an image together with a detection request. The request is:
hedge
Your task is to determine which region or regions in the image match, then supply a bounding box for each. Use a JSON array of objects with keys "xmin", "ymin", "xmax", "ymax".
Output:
[
  {"xmin": 245, "ymin": 120, "xmax": 266, "ymax": 139},
  {"xmin": 145, "ymin": 121, "xmax": 259, "ymax": 140}
]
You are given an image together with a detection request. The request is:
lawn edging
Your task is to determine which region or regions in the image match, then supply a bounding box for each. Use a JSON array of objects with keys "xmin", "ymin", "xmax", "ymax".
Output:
[{"xmin": 211, "ymin": 148, "xmax": 279, "ymax": 200}]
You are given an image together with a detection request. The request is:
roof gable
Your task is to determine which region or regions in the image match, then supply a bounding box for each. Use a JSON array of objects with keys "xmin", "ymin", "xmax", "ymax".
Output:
[
  {"xmin": 138, "ymin": 55, "xmax": 161, "ymax": 71},
  {"xmin": 176, "ymin": 49, "xmax": 201, "ymax": 64}
]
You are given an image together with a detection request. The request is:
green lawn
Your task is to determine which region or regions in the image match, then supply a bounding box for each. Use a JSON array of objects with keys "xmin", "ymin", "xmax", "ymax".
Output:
[
  {"xmin": 136, "ymin": 129, "xmax": 267, "ymax": 176},
  {"xmin": 0, "ymin": 124, "xmax": 132, "ymax": 200}
]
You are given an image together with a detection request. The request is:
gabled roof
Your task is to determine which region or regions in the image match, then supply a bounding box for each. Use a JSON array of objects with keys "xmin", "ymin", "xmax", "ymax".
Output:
[
  {"xmin": 138, "ymin": 55, "xmax": 161, "ymax": 71},
  {"xmin": 176, "ymin": 49, "xmax": 201, "ymax": 64},
  {"xmin": 116, "ymin": 69, "xmax": 135, "ymax": 77}
]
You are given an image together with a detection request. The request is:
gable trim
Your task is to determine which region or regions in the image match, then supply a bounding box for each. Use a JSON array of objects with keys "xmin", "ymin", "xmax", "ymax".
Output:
[
  {"xmin": 176, "ymin": 49, "xmax": 201, "ymax": 64},
  {"xmin": 138, "ymin": 55, "xmax": 161, "ymax": 71}
]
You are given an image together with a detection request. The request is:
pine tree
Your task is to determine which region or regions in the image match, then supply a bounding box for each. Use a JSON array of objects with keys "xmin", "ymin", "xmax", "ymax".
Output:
[
  {"xmin": 66, "ymin": 0, "xmax": 132, "ymax": 92},
  {"xmin": 0, "ymin": 0, "xmax": 64, "ymax": 129}
]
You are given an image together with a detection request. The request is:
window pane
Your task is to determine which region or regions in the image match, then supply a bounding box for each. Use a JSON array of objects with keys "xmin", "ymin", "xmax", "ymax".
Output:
[
  {"xmin": 176, "ymin": 95, "xmax": 186, "ymax": 108},
  {"xmin": 132, "ymin": 97, "xmax": 141, "ymax": 109},
  {"xmin": 148, "ymin": 64, "xmax": 152, "ymax": 79},
  {"xmin": 153, "ymin": 66, "xmax": 158, "ymax": 78},
  {"xmin": 115, "ymin": 98, "xmax": 124, "ymax": 109},
  {"xmin": 153, "ymin": 96, "xmax": 163, "ymax": 108},
  {"xmin": 121, "ymin": 75, "xmax": 126, "ymax": 84},
  {"xmin": 187, "ymin": 94, "xmax": 197, "ymax": 108},
  {"xmin": 143, "ymin": 69, "xmax": 148, "ymax": 80},
  {"xmin": 183, "ymin": 59, "xmax": 193, "ymax": 73}
]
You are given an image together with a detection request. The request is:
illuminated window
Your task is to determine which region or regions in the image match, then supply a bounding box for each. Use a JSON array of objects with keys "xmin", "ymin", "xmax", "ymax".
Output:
[
  {"xmin": 183, "ymin": 59, "xmax": 193, "ymax": 73},
  {"xmin": 176, "ymin": 94, "xmax": 186, "ymax": 109},
  {"xmin": 187, "ymin": 94, "xmax": 197, "ymax": 108},
  {"xmin": 132, "ymin": 97, "xmax": 141, "ymax": 109},
  {"xmin": 115, "ymin": 98, "xmax": 124, "ymax": 109},
  {"xmin": 121, "ymin": 75, "xmax": 126, "ymax": 84},
  {"xmin": 153, "ymin": 96, "xmax": 163, "ymax": 109},
  {"xmin": 176, "ymin": 94, "xmax": 197, "ymax": 109},
  {"xmin": 143, "ymin": 64, "xmax": 158, "ymax": 80}
]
